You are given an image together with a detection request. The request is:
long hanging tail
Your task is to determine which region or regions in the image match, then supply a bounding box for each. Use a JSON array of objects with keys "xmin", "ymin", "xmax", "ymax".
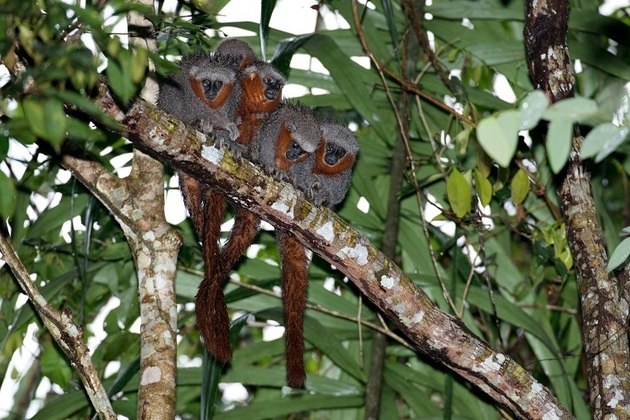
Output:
[
  {"xmin": 194, "ymin": 190, "xmax": 232, "ymax": 363},
  {"xmin": 220, "ymin": 208, "xmax": 260, "ymax": 274},
  {"xmin": 277, "ymin": 231, "xmax": 309, "ymax": 388}
]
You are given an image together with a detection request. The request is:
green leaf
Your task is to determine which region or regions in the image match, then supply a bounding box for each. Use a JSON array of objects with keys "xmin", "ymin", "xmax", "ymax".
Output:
[
  {"xmin": 0, "ymin": 171, "xmax": 17, "ymax": 219},
  {"xmin": 473, "ymin": 168, "xmax": 492, "ymax": 207},
  {"xmin": 543, "ymin": 97, "xmax": 598, "ymax": 122},
  {"xmin": 580, "ymin": 123, "xmax": 629, "ymax": 162},
  {"xmin": 546, "ymin": 118, "xmax": 573, "ymax": 173},
  {"xmin": 476, "ymin": 110, "xmax": 520, "ymax": 167},
  {"xmin": 519, "ymin": 90, "xmax": 548, "ymax": 130},
  {"xmin": 304, "ymin": 316, "xmax": 366, "ymax": 382},
  {"xmin": 510, "ymin": 169, "xmax": 530, "ymax": 205},
  {"xmin": 106, "ymin": 57, "xmax": 136, "ymax": 104},
  {"xmin": 259, "ymin": 0, "xmax": 277, "ymax": 60},
  {"xmin": 447, "ymin": 168, "xmax": 472, "ymax": 218},
  {"xmin": 0, "ymin": 137, "xmax": 9, "ymax": 161},
  {"xmin": 23, "ymin": 98, "xmax": 67, "ymax": 147},
  {"xmin": 608, "ymin": 237, "xmax": 630, "ymax": 272}
]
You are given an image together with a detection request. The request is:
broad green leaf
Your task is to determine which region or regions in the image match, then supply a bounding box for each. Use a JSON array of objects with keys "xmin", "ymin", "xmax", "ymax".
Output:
[
  {"xmin": 218, "ymin": 394, "xmax": 364, "ymax": 419},
  {"xmin": 608, "ymin": 237, "xmax": 630, "ymax": 272},
  {"xmin": 31, "ymin": 389, "xmax": 89, "ymax": 420},
  {"xmin": 0, "ymin": 138, "xmax": 8, "ymax": 160},
  {"xmin": 107, "ymin": 58, "xmax": 136, "ymax": 104},
  {"xmin": 40, "ymin": 345, "xmax": 73, "ymax": 389},
  {"xmin": 259, "ymin": 0, "xmax": 277, "ymax": 60},
  {"xmin": 473, "ymin": 168, "xmax": 492, "ymax": 207},
  {"xmin": 0, "ymin": 171, "xmax": 17, "ymax": 219},
  {"xmin": 26, "ymin": 194, "xmax": 89, "ymax": 240},
  {"xmin": 519, "ymin": 90, "xmax": 548, "ymax": 130},
  {"xmin": 447, "ymin": 168, "xmax": 472, "ymax": 218},
  {"xmin": 546, "ymin": 118, "xmax": 573, "ymax": 173},
  {"xmin": 510, "ymin": 169, "xmax": 530, "ymax": 205},
  {"xmin": 543, "ymin": 97, "xmax": 598, "ymax": 122},
  {"xmin": 581, "ymin": 123, "xmax": 629, "ymax": 162},
  {"xmin": 476, "ymin": 110, "xmax": 520, "ymax": 167},
  {"xmin": 303, "ymin": 316, "xmax": 366, "ymax": 382},
  {"xmin": 131, "ymin": 47, "xmax": 148, "ymax": 83},
  {"xmin": 23, "ymin": 98, "xmax": 67, "ymax": 147}
]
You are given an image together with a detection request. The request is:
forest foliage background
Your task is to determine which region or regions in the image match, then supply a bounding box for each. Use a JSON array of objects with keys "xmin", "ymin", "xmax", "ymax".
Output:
[{"xmin": 0, "ymin": 0, "xmax": 628, "ymax": 418}]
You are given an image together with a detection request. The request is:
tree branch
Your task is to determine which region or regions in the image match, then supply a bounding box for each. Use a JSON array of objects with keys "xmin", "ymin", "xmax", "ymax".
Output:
[
  {"xmin": 524, "ymin": 0, "xmax": 630, "ymax": 417},
  {"xmin": 89, "ymin": 85, "xmax": 574, "ymax": 419},
  {"xmin": 0, "ymin": 232, "xmax": 116, "ymax": 420}
]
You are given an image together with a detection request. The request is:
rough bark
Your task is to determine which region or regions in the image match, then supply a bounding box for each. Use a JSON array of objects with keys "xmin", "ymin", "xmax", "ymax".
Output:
[
  {"xmin": 90, "ymin": 87, "xmax": 574, "ymax": 419},
  {"xmin": 0, "ymin": 233, "xmax": 116, "ymax": 420},
  {"xmin": 524, "ymin": 0, "xmax": 630, "ymax": 417}
]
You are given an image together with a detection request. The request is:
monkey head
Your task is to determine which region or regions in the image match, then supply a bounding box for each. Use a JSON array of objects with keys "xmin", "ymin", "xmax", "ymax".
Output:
[
  {"xmin": 160, "ymin": 52, "xmax": 241, "ymax": 143},
  {"xmin": 310, "ymin": 122, "xmax": 359, "ymax": 206},
  {"xmin": 214, "ymin": 38, "xmax": 257, "ymax": 71},
  {"xmin": 239, "ymin": 61, "xmax": 285, "ymax": 113},
  {"xmin": 251, "ymin": 102, "xmax": 320, "ymax": 183}
]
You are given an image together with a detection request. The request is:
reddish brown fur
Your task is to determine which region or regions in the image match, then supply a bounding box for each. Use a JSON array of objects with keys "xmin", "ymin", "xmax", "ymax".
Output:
[
  {"xmin": 179, "ymin": 173, "xmax": 205, "ymax": 237},
  {"xmin": 274, "ymin": 124, "xmax": 310, "ymax": 171},
  {"xmin": 236, "ymin": 73, "xmax": 282, "ymax": 145},
  {"xmin": 220, "ymin": 210, "xmax": 260, "ymax": 272},
  {"xmin": 190, "ymin": 79, "xmax": 233, "ymax": 108},
  {"xmin": 193, "ymin": 189, "xmax": 233, "ymax": 362},
  {"xmin": 313, "ymin": 144, "xmax": 355, "ymax": 176},
  {"xmin": 277, "ymin": 231, "xmax": 309, "ymax": 388}
]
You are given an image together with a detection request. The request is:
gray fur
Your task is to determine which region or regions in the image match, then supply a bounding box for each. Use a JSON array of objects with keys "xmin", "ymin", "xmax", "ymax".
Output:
[
  {"xmin": 312, "ymin": 122, "xmax": 359, "ymax": 207},
  {"xmin": 250, "ymin": 102, "xmax": 321, "ymax": 185},
  {"xmin": 214, "ymin": 39, "xmax": 257, "ymax": 70},
  {"xmin": 157, "ymin": 53, "xmax": 241, "ymax": 144}
]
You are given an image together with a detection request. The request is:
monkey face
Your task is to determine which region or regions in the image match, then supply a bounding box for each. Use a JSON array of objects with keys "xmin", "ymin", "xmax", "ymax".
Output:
[
  {"xmin": 240, "ymin": 62, "xmax": 285, "ymax": 112},
  {"xmin": 189, "ymin": 65, "xmax": 236, "ymax": 108},
  {"xmin": 263, "ymin": 75, "xmax": 283, "ymax": 101},
  {"xmin": 323, "ymin": 142, "xmax": 349, "ymax": 165},
  {"xmin": 314, "ymin": 123, "xmax": 358, "ymax": 176},
  {"xmin": 202, "ymin": 78, "xmax": 224, "ymax": 101}
]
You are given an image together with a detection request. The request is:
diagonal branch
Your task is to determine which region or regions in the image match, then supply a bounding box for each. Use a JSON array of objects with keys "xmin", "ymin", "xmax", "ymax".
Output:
[
  {"xmin": 89, "ymin": 85, "xmax": 574, "ymax": 419},
  {"xmin": 0, "ymin": 232, "xmax": 116, "ymax": 420}
]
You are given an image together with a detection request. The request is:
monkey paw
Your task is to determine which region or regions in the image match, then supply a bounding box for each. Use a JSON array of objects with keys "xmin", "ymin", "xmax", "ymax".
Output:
[{"xmin": 226, "ymin": 122, "xmax": 239, "ymax": 142}]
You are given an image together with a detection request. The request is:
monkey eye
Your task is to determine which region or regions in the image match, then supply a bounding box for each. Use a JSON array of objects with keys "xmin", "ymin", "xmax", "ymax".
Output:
[
  {"xmin": 324, "ymin": 143, "xmax": 348, "ymax": 165},
  {"xmin": 286, "ymin": 141, "xmax": 307, "ymax": 161},
  {"xmin": 263, "ymin": 76, "xmax": 273, "ymax": 85}
]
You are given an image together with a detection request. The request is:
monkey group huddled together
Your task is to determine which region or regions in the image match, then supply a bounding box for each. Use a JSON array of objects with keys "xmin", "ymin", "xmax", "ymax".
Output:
[{"xmin": 157, "ymin": 38, "xmax": 358, "ymax": 388}]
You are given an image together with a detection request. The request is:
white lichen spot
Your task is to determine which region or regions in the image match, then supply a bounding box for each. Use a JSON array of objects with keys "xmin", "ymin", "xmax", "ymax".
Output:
[
  {"xmin": 338, "ymin": 244, "xmax": 369, "ymax": 265},
  {"xmin": 66, "ymin": 324, "xmax": 80, "ymax": 338},
  {"xmin": 528, "ymin": 381, "xmax": 543, "ymax": 399},
  {"xmin": 271, "ymin": 200, "xmax": 293, "ymax": 218},
  {"xmin": 201, "ymin": 145, "xmax": 223, "ymax": 163},
  {"xmin": 411, "ymin": 311, "xmax": 424, "ymax": 324},
  {"xmin": 380, "ymin": 275, "xmax": 396, "ymax": 289},
  {"xmin": 393, "ymin": 303, "xmax": 409, "ymax": 314},
  {"xmin": 141, "ymin": 366, "xmax": 162, "ymax": 385},
  {"xmin": 316, "ymin": 221, "xmax": 335, "ymax": 242},
  {"xmin": 540, "ymin": 53, "xmax": 547, "ymax": 60},
  {"xmin": 607, "ymin": 389, "xmax": 623, "ymax": 409},
  {"xmin": 143, "ymin": 231, "xmax": 155, "ymax": 241},
  {"xmin": 604, "ymin": 375, "xmax": 621, "ymax": 389},
  {"xmin": 132, "ymin": 208, "xmax": 144, "ymax": 221},
  {"xmin": 542, "ymin": 409, "xmax": 561, "ymax": 420},
  {"xmin": 473, "ymin": 354, "xmax": 503, "ymax": 373}
]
